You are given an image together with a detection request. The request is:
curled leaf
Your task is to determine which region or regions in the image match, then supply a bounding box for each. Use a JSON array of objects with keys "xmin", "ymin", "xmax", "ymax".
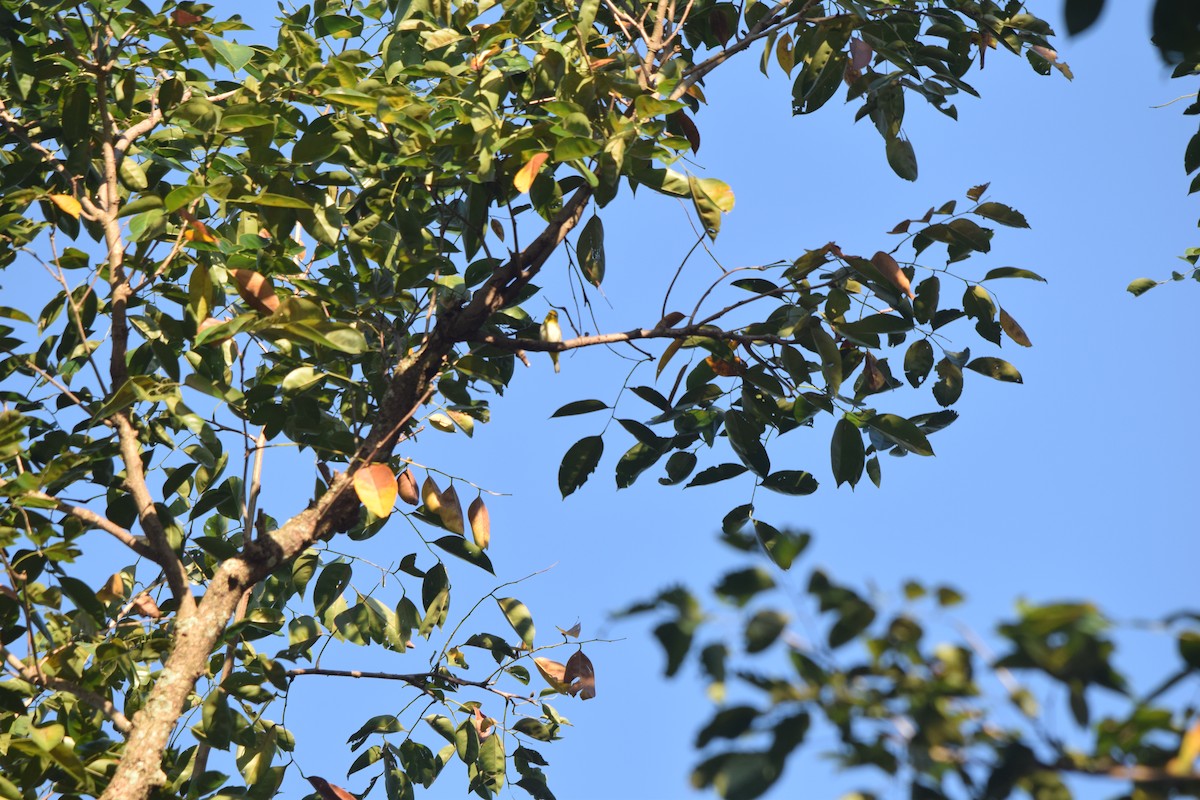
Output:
[
  {"xmin": 397, "ymin": 468, "xmax": 419, "ymax": 505},
  {"xmin": 564, "ymin": 650, "xmax": 596, "ymax": 700},
  {"xmin": 557, "ymin": 622, "xmax": 582, "ymax": 638},
  {"xmin": 354, "ymin": 463, "xmax": 398, "ymax": 518},
  {"xmin": 468, "ymin": 495, "xmax": 490, "ymax": 549},
  {"xmin": 532, "ymin": 657, "xmax": 573, "ymax": 693}
]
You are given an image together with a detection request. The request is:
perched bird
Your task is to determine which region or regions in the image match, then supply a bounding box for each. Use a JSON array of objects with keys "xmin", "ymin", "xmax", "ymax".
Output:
[{"xmin": 541, "ymin": 310, "xmax": 562, "ymax": 373}]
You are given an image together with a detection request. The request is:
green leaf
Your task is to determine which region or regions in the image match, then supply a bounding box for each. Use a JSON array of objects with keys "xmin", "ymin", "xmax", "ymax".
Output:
[
  {"xmin": 885, "ymin": 136, "xmax": 918, "ymax": 181},
  {"xmin": 973, "ymin": 202, "xmax": 1029, "ymax": 228},
  {"xmin": 760, "ymin": 470, "xmax": 818, "ymax": 496},
  {"xmin": 714, "ymin": 568, "xmax": 775, "ymax": 607},
  {"xmin": 559, "ymin": 435, "xmax": 603, "ymax": 497},
  {"xmin": 723, "ymin": 410, "xmax": 770, "ymax": 477},
  {"xmin": 576, "ymin": 214, "xmax": 605, "ymax": 287},
  {"xmin": 550, "ymin": 399, "xmax": 608, "ymax": 417},
  {"xmin": 904, "ymin": 339, "xmax": 934, "ymax": 387},
  {"xmin": 431, "ymin": 536, "xmax": 495, "ymax": 574},
  {"xmin": 745, "ymin": 610, "xmax": 788, "ymax": 653},
  {"xmin": 1065, "ymin": 0, "xmax": 1106, "ymax": 34},
  {"xmin": 865, "ymin": 413, "xmax": 934, "ymax": 456},
  {"xmin": 497, "ymin": 597, "xmax": 536, "ymax": 648},
  {"xmin": 965, "ymin": 357, "xmax": 1023, "ymax": 383},
  {"xmin": 687, "ymin": 463, "xmax": 749, "ymax": 487},
  {"xmin": 208, "ymin": 37, "xmax": 254, "ymax": 72},
  {"xmin": 983, "ymin": 267, "xmax": 1047, "ymax": 282},
  {"xmin": 811, "ymin": 324, "xmax": 842, "ymax": 396},
  {"xmin": 615, "ymin": 440, "xmax": 667, "ymax": 488},
  {"xmin": 932, "ymin": 359, "xmax": 963, "ymax": 407},
  {"xmin": 830, "ymin": 417, "xmax": 864, "ymax": 488},
  {"xmin": 695, "ymin": 706, "xmax": 758, "ymax": 747},
  {"xmin": 1126, "ymin": 277, "xmax": 1158, "ymax": 296}
]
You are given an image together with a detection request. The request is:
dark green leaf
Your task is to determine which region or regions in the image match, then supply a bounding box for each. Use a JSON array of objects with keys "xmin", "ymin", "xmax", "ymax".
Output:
[
  {"xmin": 965, "ymin": 357, "xmax": 1023, "ymax": 383},
  {"xmin": 831, "ymin": 418, "xmax": 864, "ymax": 488},
  {"xmin": 550, "ymin": 399, "xmax": 608, "ymax": 418},
  {"xmin": 558, "ymin": 436, "xmax": 603, "ymax": 497}
]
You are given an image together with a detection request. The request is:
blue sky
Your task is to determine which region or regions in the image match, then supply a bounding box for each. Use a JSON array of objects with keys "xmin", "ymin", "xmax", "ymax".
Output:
[
  {"xmin": 218, "ymin": 1, "xmax": 1200, "ymax": 795},
  {"xmin": 49, "ymin": 3, "xmax": 1200, "ymax": 798}
]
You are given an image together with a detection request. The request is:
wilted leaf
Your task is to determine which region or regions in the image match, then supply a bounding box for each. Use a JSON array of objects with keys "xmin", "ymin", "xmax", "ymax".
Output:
[
  {"xmin": 398, "ymin": 469, "xmax": 419, "ymax": 505},
  {"xmin": 871, "ymin": 250, "xmax": 914, "ymax": 299},
  {"xmin": 999, "ymin": 307, "xmax": 1032, "ymax": 347},
  {"xmin": 564, "ymin": 650, "xmax": 595, "ymax": 699},
  {"xmin": 354, "ymin": 463, "xmax": 397, "ymax": 518},
  {"xmin": 557, "ymin": 622, "xmax": 582, "ymax": 638},
  {"xmin": 96, "ymin": 572, "xmax": 125, "ymax": 602}
]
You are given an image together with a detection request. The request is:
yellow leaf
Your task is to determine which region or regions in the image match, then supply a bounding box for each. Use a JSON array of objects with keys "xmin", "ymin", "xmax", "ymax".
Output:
[
  {"xmin": 437, "ymin": 485, "xmax": 465, "ymax": 534},
  {"xmin": 532, "ymin": 657, "xmax": 574, "ymax": 693},
  {"xmin": 468, "ymin": 496, "xmax": 490, "ymax": 549},
  {"xmin": 428, "ymin": 412, "xmax": 456, "ymax": 432},
  {"xmin": 353, "ymin": 463, "xmax": 398, "ymax": 518},
  {"xmin": 421, "ymin": 475, "xmax": 443, "ymax": 514},
  {"xmin": 96, "ymin": 572, "xmax": 125, "ymax": 603},
  {"xmin": 513, "ymin": 152, "xmax": 548, "ymax": 194},
  {"xmin": 48, "ymin": 194, "xmax": 81, "ymax": 219}
]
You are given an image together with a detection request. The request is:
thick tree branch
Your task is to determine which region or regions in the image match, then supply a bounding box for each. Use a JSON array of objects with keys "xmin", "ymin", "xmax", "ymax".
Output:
[{"xmin": 99, "ymin": 181, "xmax": 596, "ymax": 800}]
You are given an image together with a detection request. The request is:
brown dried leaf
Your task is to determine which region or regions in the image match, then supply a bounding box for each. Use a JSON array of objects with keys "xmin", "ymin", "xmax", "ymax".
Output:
[
  {"xmin": 468, "ymin": 496, "xmax": 490, "ymax": 549},
  {"xmin": 656, "ymin": 311, "xmax": 686, "ymax": 330},
  {"xmin": 48, "ymin": 194, "xmax": 81, "ymax": 220},
  {"xmin": 672, "ymin": 111, "xmax": 701, "ymax": 154},
  {"xmin": 397, "ymin": 468, "xmax": 420, "ymax": 505},
  {"xmin": 705, "ymin": 355, "xmax": 745, "ymax": 377},
  {"xmin": 229, "ymin": 269, "xmax": 280, "ymax": 314},
  {"xmin": 171, "ymin": 9, "xmax": 203, "ymax": 26},
  {"xmin": 564, "ymin": 650, "xmax": 595, "ymax": 700},
  {"xmin": 353, "ymin": 463, "xmax": 397, "ymax": 518},
  {"xmin": 861, "ymin": 352, "xmax": 886, "ymax": 393},
  {"xmin": 438, "ymin": 485, "xmax": 465, "ymax": 535},
  {"xmin": 130, "ymin": 594, "xmax": 161, "ymax": 619},
  {"xmin": 871, "ymin": 250, "xmax": 915, "ymax": 299},
  {"xmin": 557, "ymin": 621, "xmax": 582, "ymax": 638},
  {"xmin": 999, "ymin": 307, "xmax": 1032, "ymax": 347}
]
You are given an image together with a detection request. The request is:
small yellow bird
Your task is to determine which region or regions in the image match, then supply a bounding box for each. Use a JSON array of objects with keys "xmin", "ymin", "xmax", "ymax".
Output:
[{"xmin": 541, "ymin": 310, "xmax": 562, "ymax": 373}]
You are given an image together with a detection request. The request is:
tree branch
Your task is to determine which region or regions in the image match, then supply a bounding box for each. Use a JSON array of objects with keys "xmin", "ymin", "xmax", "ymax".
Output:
[
  {"xmin": 287, "ymin": 667, "xmax": 530, "ymax": 704},
  {"xmin": 1, "ymin": 643, "xmax": 133, "ymax": 734},
  {"xmin": 479, "ymin": 321, "xmax": 805, "ymax": 354}
]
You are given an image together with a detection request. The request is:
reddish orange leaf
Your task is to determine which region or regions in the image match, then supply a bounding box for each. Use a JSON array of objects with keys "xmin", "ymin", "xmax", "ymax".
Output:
[
  {"xmin": 171, "ymin": 9, "xmax": 203, "ymax": 26},
  {"xmin": 307, "ymin": 776, "xmax": 357, "ymax": 800},
  {"xmin": 513, "ymin": 152, "xmax": 548, "ymax": 194},
  {"xmin": 353, "ymin": 463, "xmax": 397, "ymax": 518},
  {"xmin": 48, "ymin": 194, "xmax": 81, "ymax": 219},
  {"xmin": 229, "ymin": 268, "xmax": 281, "ymax": 314}
]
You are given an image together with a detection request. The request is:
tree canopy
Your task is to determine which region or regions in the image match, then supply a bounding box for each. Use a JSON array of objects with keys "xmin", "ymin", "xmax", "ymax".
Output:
[{"xmin": 0, "ymin": 2, "xmax": 1195, "ymax": 800}]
